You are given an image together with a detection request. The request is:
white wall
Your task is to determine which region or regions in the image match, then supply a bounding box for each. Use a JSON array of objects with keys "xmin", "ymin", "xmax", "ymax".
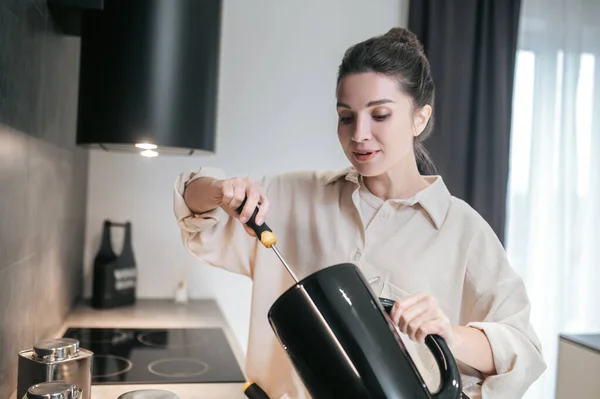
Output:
[{"xmin": 84, "ymin": 0, "xmax": 409, "ymax": 354}]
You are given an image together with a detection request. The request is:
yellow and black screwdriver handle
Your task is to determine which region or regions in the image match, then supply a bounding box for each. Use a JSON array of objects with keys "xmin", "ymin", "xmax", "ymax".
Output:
[
  {"xmin": 243, "ymin": 381, "xmax": 271, "ymax": 399},
  {"xmin": 236, "ymin": 198, "xmax": 299, "ymax": 283},
  {"xmin": 236, "ymin": 199, "xmax": 278, "ymax": 248}
]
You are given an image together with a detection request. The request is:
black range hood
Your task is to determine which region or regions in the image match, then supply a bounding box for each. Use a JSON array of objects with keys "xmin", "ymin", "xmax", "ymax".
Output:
[{"xmin": 49, "ymin": 0, "xmax": 222, "ymax": 156}]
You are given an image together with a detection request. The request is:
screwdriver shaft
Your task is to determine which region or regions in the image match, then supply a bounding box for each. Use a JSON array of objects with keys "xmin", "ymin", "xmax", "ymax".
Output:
[{"xmin": 271, "ymin": 244, "xmax": 299, "ymax": 283}]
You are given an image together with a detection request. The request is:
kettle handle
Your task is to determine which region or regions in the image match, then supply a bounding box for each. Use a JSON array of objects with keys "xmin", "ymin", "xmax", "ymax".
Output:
[
  {"xmin": 379, "ymin": 297, "xmax": 462, "ymax": 398},
  {"xmin": 425, "ymin": 334, "xmax": 463, "ymax": 399}
]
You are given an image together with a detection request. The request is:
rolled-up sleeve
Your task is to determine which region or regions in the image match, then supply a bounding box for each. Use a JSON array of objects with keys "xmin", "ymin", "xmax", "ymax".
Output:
[
  {"xmin": 173, "ymin": 166, "xmax": 271, "ymax": 278},
  {"xmin": 461, "ymin": 222, "xmax": 546, "ymax": 398}
]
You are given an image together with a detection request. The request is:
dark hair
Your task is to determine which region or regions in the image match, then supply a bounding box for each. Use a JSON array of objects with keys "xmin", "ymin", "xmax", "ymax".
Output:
[{"xmin": 336, "ymin": 27, "xmax": 436, "ymax": 175}]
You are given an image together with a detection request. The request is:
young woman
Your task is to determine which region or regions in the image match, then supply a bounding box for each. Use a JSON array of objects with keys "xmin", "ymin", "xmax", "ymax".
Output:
[{"xmin": 174, "ymin": 27, "xmax": 546, "ymax": 399}]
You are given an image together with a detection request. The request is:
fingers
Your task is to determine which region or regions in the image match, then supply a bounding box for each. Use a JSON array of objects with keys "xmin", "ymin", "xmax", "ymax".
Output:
[
  {"xmin": 395, "ymin": 292, "xmax": 430, "ymax": 311},
  {"xmin": 217, "ymin": 177, "xmax": 252, "ymax": 214},
  {"xmin": 215, "ymin": 177, "xmax": 271, "ymax": 233},
  {"xmin": 414, "ymin": 317, "xmax": 450, "ymax": 344},
  {"xmin": 406, "ymin": 308, "xmax": 447, "ymax": 343},
  {"xmin": 239, "ymin": 180, "xmax": 262, "ymax": 224},
  {"xmin": 391, "ymin": 293, "xmax": 451, "ymax": 344},
  {"xmin": 219, "ymin": 178, "xmax": 246, "ymax": 211},
  {"xmin": 220, "ymin": 179, "xmax": 236, "ymax": 209},
  {"xmin": 232, "ymin": 179, "xmax": 247, "ymax": 211},
  {"xmin": 390, "ymin": 292, "xmax": 430, "ymax": 328},
  {"xmin": 255, "ymin": 191, "xmax": 271, "ymax": 226}
]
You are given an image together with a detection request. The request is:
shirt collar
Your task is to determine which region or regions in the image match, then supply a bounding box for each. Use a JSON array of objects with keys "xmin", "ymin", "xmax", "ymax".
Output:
[
  {"xmin": 325, "ymin": 167, "xmax": 451, "ymax": 229},
  {"xmin": 325, "ymin": 167, "xmax": 360, "ymax": 185}
]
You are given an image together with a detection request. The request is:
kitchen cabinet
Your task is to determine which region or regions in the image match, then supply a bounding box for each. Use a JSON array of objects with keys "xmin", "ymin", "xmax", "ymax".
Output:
[{"xmin": 555, "ymin": 334, "xmax": 600, "ymax": 399}]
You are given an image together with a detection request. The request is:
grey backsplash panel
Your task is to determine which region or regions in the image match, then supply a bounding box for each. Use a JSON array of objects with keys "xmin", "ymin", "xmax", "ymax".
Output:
[{"xmin": 0, "ymin": 0, "xmax": 88, "ymax": 396}]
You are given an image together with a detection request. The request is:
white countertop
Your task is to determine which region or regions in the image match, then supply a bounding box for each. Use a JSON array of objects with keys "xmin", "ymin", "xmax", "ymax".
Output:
[{"xmin": 12, "ymin": 299, "xmax": 249, "ymax": 399}]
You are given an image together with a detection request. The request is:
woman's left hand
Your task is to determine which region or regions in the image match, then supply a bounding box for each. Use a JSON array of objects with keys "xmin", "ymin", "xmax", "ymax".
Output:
[{"xmin": 390, "ymin": 292, "xmax": 455, "ymax": 347}]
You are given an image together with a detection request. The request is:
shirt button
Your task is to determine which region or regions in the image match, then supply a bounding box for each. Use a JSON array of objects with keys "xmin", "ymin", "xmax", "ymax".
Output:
[
  {"xmin": 353, "ymin": 251, "xmax": 362, "ymax": 261},
  {"xmin": 380, "ymin": 212, "xmax": 389, "ymax": 220}
]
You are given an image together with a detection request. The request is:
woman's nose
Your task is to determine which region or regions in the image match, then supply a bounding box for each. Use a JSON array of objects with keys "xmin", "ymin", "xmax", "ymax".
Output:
[{"xmin": 351, "ymin": 118, "xmax": 372, "ymax": 142}]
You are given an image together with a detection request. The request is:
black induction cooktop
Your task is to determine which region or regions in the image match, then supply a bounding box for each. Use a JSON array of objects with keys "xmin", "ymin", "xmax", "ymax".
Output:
[{"xmin": 62, "ymin": 327, "xmax": 246, "ymax": 384}]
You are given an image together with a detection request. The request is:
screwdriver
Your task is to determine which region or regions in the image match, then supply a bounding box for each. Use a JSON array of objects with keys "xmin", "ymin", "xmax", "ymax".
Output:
[
  {"xmin": 242, "ymin": 381, "xmax": 271, "ymax": 399},
  {"xmin": 236, "ymin": 199, "xmax": 299, "ymax": 283}
]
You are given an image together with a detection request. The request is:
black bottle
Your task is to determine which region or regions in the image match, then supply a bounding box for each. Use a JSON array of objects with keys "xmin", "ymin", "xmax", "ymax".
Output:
[{"xmin": 91, "ymin": 220, "xmax": 137, "ymax": 309}]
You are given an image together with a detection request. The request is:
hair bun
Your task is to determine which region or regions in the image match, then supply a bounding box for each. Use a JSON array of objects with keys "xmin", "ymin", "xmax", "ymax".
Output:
[{"xmin": 385, "ymin": 27, "xmax": 424, "ymax": 52}]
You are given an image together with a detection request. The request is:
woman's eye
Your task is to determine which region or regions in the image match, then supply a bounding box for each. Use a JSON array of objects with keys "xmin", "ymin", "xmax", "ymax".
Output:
[
  {"xmin": 339, "ymin": 115, "xmax": 354, "ymax": 124},
  {"xmin": 373, "ymin": 114, "xmax": 390, "ymax": 121}
]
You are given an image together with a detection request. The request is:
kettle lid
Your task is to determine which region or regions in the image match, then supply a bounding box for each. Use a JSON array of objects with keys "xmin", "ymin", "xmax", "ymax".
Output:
[
  {"xmin": 26, "ymin": 381, "xmax": 82, "ymax": 399},
  {"xmin": 33, "ymin": 338, "xmax": 79, "ymax": 361}
]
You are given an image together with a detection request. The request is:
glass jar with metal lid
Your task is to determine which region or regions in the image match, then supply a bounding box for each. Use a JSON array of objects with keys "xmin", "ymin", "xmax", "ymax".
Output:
[
  {"xmin": 32, "ymin": 338, "xmax": 80, "ymax": 361},
  {"xmin": 118, "ymin": 390, "xmax": 180, "ymax": 399},
  {"xmin": 22, "ymin": 381, "xmax": 83, "ymax": 399},
  {"xmin": 17, "ymin": 338, "xmax": 93, "ymax": 399}
]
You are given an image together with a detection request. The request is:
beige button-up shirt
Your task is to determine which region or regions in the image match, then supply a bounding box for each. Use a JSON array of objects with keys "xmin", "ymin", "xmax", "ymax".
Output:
[{"xmin": 173, "ymin": 166, "xmax": 546, "ymax": 399}]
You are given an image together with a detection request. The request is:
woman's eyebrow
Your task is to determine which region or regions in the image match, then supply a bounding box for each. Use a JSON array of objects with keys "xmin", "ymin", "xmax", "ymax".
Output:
[{"xmin": 336, "ymin": 99, "xmax": 395, "ymax": 109}]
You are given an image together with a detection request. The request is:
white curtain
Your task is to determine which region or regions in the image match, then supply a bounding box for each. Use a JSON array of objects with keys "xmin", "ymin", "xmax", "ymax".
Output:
[{"xmin": 506, "ymin": 0, "xmax": 600, "ymax": 397}]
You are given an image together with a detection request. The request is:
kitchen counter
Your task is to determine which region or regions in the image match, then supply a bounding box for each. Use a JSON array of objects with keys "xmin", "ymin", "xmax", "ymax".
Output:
[
  {"xmin": 11, "ymin": 299, "xmax": 249, "ymax": 399},
  {"xmin": 556, "ymin": 333, "xmax": 600, "ymax": 398},
  {"xmin": 560, "ymin": 333, "xmax": 600, "ymax": 353}
]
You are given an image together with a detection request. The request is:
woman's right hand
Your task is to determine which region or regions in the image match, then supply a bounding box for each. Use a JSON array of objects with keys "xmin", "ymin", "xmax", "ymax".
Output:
[{"xmin": 209, "ymin": 177, "xmax": 271, "ymax": 237}]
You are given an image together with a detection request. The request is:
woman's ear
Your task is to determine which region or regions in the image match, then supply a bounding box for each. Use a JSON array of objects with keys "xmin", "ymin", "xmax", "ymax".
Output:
[{"xmin": 413, "ymin": 105, "xmax": 432, "ymax": 137}]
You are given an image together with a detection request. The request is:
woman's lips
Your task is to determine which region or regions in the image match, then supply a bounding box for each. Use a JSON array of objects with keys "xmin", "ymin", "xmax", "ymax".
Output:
[{"xmin": 353, "ymin": 150, "xmax": 381, "ymax": 162}]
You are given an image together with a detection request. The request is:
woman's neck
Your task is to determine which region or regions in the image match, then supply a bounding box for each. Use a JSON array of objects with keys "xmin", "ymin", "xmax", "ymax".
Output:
[{"xmin": 362, "ymin": 161, "xmax": 429, "ymax": 201}]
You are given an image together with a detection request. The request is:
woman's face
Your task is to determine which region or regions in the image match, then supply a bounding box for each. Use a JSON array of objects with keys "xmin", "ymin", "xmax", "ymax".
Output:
[{"xmin": 336, "ymin": 72, "xmax": 430, "ymax": 177}]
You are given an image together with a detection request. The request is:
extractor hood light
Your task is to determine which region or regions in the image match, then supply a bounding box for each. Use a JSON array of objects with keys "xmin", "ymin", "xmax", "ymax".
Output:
[
  {"xmin": 140, "ymin": 150, "xmax": 159, "ymax": 158},
  {"xmin": 135, "ymin": 143, "xmax": 158, "ymax": 150}
]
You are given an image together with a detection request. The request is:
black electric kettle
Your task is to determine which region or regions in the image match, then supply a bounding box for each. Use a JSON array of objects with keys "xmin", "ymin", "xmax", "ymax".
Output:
[
  {"xmin": 268, "ymin": 263, "xmax": 462, "ymax": 399},
  {"xmin": 238, "ymin": 203, "xmax": 463, "ymax": 399}
]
